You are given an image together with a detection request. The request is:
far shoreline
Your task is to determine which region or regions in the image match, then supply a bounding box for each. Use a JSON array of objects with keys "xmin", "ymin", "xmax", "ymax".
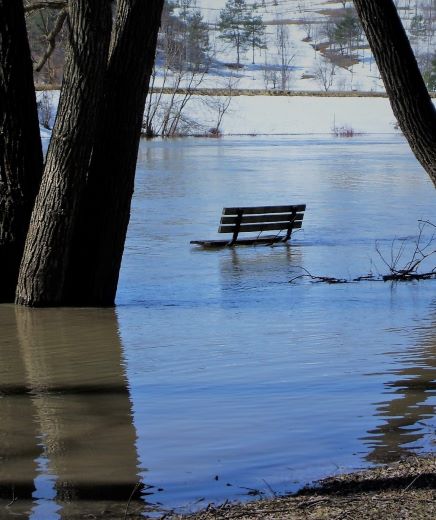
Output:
[{"xmin": 34, "ymin": 84, "xmax": 436, "ymax": 99}]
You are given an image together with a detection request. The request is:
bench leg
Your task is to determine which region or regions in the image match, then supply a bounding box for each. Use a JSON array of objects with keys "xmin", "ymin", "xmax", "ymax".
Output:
[
  {"xmin": 284, "ymin": 210, "xmax": 297, "ymax": 242},
  {"xmin": 228, "ymin": 209, "xmax": 243, "ymax": 246}
]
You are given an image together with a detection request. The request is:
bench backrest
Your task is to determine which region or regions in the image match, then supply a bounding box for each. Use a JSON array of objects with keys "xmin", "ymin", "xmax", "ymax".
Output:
[{"xmin": 218, "ymin": 205, "xmax": 305, "ymax": 236}]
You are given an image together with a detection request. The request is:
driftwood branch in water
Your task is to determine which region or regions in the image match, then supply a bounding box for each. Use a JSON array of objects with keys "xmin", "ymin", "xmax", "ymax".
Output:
[
  {"xmin": 289, "ymin": 269, "xmax": 436, "ymax": 284},
  {"xmin": 290, "ymin": 220, "xmax": 436, "ymax": 285},
  {"xmin": 289, "ymin": 267, "xmax": 349, "ymax": 284},
  {"xmin": 375, "ymin": 219, "xmax": 436, "ymax": 280}
]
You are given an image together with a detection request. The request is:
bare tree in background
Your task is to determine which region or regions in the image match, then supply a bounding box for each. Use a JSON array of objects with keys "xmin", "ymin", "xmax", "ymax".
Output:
[
  {"xmin": 315, "ymin": 57, "xmax": 336, "ymax": 91},
  {"xmin": 202, "ymin": 75, "xmax": 240, "ymax": 135},
  {"xmin": 143, "ymin": 2, "xmax": 210, "ymax": 137},
  {"xmin": 276, "ymin": 23, "xmax": 294, "ymax": 90}
]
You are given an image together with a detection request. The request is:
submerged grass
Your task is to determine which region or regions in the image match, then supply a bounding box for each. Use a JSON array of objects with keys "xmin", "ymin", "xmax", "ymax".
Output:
[{"xmin": 165, "ymin": 455, "xmax": 436, "ymax": 520}]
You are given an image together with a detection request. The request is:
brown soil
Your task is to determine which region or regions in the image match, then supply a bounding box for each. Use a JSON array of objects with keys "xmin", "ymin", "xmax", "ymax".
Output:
[
  {"xmin": 317, "ymin": 8, "xmax": 348, "ymax": 18},
  {"xmin": 35, "ymin": 85, "xmax": 436, "ymax": 99},
  {"xmin": 321, "ymin": 49, "xmax": 360, "ymax": 69}
]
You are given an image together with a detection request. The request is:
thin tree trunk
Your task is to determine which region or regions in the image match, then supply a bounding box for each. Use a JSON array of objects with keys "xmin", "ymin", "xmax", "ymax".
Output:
[
  {"xmin": 354, "ymin": 0, "xmax": 436, "ymax": 186},
  {"xmin": 15, "ymin": 0, "xmax": 112, "ymax": 306},
  {"xmin": 0, "ymin": 1, "xmax": 44, "ymax": 302},
  {"xmin": 64, "ymin": 0, "xmax": 165, "ymax": 306}
]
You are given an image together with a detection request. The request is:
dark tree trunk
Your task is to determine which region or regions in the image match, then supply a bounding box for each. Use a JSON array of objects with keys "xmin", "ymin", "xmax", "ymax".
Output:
[
  {"xmin": 15, "ymin": 0, "xmax": 112, "ymax": 306},
  {"xmin": 64, "ymin": 0, "xmax": 165, "ymax": 306},
  {"xmin": 354, "ymin": 0, "xmax": 436, "ymax": 186},
  {"xmin": 0, "ymin": 1, "xmax": 43, "ymax": 302}
]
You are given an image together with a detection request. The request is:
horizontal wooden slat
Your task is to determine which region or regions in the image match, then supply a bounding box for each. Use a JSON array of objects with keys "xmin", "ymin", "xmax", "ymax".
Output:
[
  {"xmin": 220, "ymin": 213, "xmax": 304, "ymax": 225},
  {"xmin": 222, "ymin": 204, "xmax": 306, "ymax": 216},
  {"xmin": 219, "ymin": 221, "xmax": 302, "ymax": 234}
]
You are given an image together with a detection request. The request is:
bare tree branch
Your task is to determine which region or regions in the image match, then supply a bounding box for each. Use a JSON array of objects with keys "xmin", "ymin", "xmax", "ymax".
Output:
[
  {"xmin": 33, "ymin": 7, "xmax": 68, "ymax": 73},
  {"xmin": 292, "ymin": 221, "xmax": 436, "ymax": 285},
  {"xmin": 24, "ymin": 1, "xmax": 67, "ymax": 14},
  {"xmin": 289, "ymin": 266, "xmax": 349, "ymax": 284}
]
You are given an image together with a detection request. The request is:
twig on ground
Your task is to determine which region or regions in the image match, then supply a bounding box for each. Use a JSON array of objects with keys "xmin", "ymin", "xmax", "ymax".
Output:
[
  {"xmin": 403, "ymin": 474, "xmax": 422, "ymax": 493},
  {"xmin": 262, "ymin": 479, "xmax": 278, "ymax": 497},
  {"xmin": 6, "ymin": 487, "xmax": 17, "ymax": 508}
]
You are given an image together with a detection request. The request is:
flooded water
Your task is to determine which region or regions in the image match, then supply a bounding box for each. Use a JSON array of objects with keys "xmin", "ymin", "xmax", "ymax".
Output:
[{"xmin": 1, "ymin": 135, "xmax": 436, "ymax": 518}]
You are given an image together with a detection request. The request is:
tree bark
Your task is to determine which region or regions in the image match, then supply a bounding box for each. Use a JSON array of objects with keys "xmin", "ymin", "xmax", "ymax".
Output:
[
  {"xmin": 0, "ymin": 0, "xmax": 44, "ymax": 302},
  {"xmin": 64, "ymin": 0, "xmax": 164, "ymax": 306},
  {"xmin": 15, "ymin": 0, "xmax": 112, "ymax": 306},
  {"xmin": 353, "ymin": 0, "xmax": 436, "ymax": 186}
]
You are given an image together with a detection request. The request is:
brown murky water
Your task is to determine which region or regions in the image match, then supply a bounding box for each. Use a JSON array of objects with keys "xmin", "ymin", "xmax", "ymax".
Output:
[{"xmin": 0, "ymin": 306, "xmax": 144, "ymax": 518}]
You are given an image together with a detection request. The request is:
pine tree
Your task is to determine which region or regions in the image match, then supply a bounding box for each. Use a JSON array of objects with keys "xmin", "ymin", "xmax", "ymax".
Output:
[
  {"xmin": 245, "ymin": 14, "xmax": 266, "ymax": 64},
  {"xmin": 185, "ymin": 10, "xmax": 210, "ymax": 71},
  {"xmin": 218, "ymin": 0, "xmax": 251, "ymax": 66}
]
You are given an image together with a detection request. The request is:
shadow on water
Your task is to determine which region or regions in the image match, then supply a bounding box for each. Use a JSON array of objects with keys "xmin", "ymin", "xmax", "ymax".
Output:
[
  {"xmin": 0, "ymin": 305, "xmax": 146, "ymax": 519},
  {"xmin": 362, "ymin": 303, "xmax": 436, "ymax": 464}
]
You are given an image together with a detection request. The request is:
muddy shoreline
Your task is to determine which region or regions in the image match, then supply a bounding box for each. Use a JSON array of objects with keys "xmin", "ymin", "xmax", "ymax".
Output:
[
  {"xmin": 164, "ymin": 455, "xmax": 436, "ymax": 520},
  {"xmin": 19, "ymin": 455, "xmax": 434, "ymax": 519}
]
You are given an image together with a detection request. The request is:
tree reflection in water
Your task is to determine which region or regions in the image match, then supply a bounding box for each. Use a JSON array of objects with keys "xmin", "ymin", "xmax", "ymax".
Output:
[
  {"xmin": 363, "ymin": 306, "xmax": 436, "ymax": 464},
  {"xmin": 0, "ymin": 305, "xmax": 146, "ymax": 518}
]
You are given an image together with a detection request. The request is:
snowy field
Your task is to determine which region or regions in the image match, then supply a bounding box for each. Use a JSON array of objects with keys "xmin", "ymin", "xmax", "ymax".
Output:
[
  {"xmin": 176, "ymin": 94, "xmax": 401, "ymax": 135},
  {"xmin": 38, "ymin": 88, "xmax": 436, "ymax": 136},
  {"xmin": 37, "ymin": 91, "xmax": 393, "ymax": 136}
]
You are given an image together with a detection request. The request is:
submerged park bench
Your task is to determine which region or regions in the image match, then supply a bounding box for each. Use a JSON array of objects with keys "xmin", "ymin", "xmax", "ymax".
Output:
[{"xmin": 191, "ymin": 204, "xmax": 306, "ymax": 247}]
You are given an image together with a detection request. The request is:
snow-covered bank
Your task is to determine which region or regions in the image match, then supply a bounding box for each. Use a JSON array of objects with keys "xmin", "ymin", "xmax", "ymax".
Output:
[
  {"xmin": 157, "ymin": 94, "xmax": 405, "ymax": 135},
  {"xmin": 38, "ymin": 90, "xmax": 436, "ymax": 137}
]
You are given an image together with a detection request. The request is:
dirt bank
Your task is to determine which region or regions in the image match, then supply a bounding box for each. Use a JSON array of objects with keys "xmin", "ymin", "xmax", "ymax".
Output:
[{"xmin": 35, "ymin": 84, "xmax": 436, "ymax": 98}]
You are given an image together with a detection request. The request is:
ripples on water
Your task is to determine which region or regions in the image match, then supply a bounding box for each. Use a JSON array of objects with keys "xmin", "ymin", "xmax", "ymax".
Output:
[{"xmin": 0, "ymin": 135, "xmax": 435, "ymax": 518}]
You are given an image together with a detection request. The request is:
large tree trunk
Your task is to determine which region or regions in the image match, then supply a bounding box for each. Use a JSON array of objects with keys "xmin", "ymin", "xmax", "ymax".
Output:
[
  {"xmin": 0, "ymin": 1, "xmax": 43, "ymax": 302},
  {"xmin": 64, "ymin": 0, "xmax": 165, "ymax": 306},
  {"xmin": 353, "ymin": 0, "xmax": 436, "ymax": 186},
  {"xmin": 15, "ymin": 0, "xmax": 112, "ymax": 306}
]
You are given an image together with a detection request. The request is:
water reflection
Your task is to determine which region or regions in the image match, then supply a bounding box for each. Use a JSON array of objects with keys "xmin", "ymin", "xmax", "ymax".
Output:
[
  {"xmin": 219, "ymin": 245, "xmax": 303, "ymax": 291},
  {"xmin": 0, "ymin": 306, "xmax": 39, "ymax": 502},
  {"xmin": 363, "ymin": 310, "xmax": 436, "ymax": 463},
  {"xmin": 0, "ymin": 306, "xmax": 144, "ymax": 518}
]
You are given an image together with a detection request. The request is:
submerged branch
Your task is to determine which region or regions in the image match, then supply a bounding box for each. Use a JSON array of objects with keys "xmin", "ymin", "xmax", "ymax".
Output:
[
  {"xmin": 289, "ymin": 267, "xmax": 349, "ymax": 284},
  {"xmin": 290, "ymin": 221, "xmax": 436, "ymax": 285}
]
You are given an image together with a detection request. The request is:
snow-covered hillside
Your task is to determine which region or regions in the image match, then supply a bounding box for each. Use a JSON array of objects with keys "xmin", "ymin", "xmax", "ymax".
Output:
[{"xmin": 168, "ymin": 0, "xmax": 436, "ymax": 93}]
